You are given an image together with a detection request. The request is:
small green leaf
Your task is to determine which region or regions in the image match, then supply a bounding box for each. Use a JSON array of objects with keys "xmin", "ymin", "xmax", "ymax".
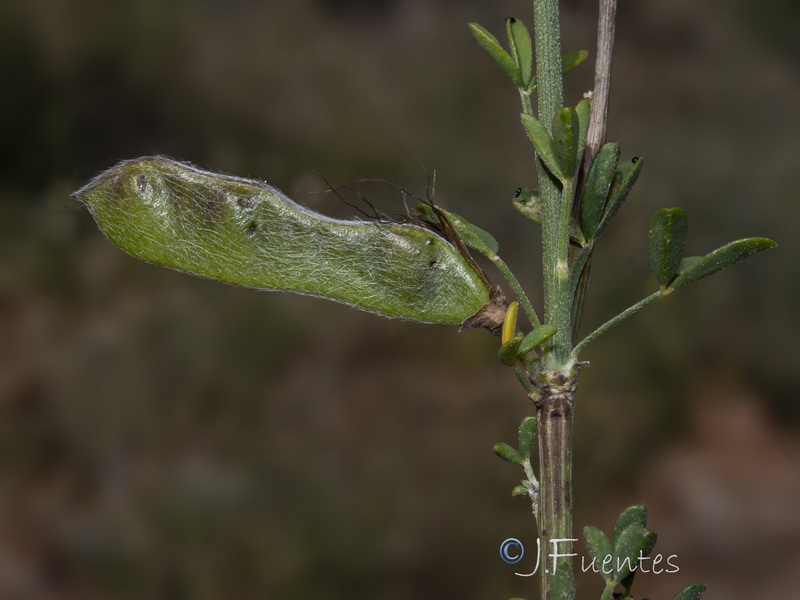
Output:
[
  {"xmin": 511, "ymin": 481, "xmax": 530, "ymax": 497},
  {"xmin": 583, "ymin": 525, "xmax": 612, "ymax": 580},
  {"xmin": 513, "ymin": 189, "xmax": 586, "ymax": 245},
  {"xmin": 414, "ymin": 203, "xmax": 499, "ymax": 256},
  {"xmin": 670, "ymin": 237, "xmax": 777, "ymax": 289},
  {"xmin": 494, "ymin": 442, "xmax": 522, "ymax": 464},
  {"xmin": 612, "ymin": 524, "xmax": 655, "ymax": 583},
  {"xmin": 619, "ymin": 529, "xmax": 657, "ymax": 592},
  {"xmin": 612, "ymin": 504, "xmax": 656, "ymax": 590},
  {"xmin": 648, "ymin": 207, "xmax": 689, "ymax": 286},
  {"xmin": 517, "ymin": 416, "xmax": 537, "ymax": 459},
  {"xmin": 613, "ymin": 505, "xmax": 648, "ymax": 543},
  {"xmin": 468, "ymin": 22, "xmax": 521, "ymax": 86},
  {"xmin": 581, "ymin": 141, "xmax": 620, "ymax": 239},
  {"xmin": 552, "ymin": 107, "xmax": 580, "ymax": 178},
  {"xmin": 498, "ymin": 333, "xmax": 523, "ymax": 366},
  {"xmin": 561, "ymin": 49, "xmax": 589, "ymax": 76},
  {"xmin": 575, "ymin": 97, "xmax": 591, "ymax": 163},
  {"xmin": 513, "ymin": 187, "xmax": 581, "ymax": 244},
  {"xmin": 521, "ymin": 114, "xmax": 565, "ymax": 183},
  {"xmin": 506, "ymin": 17, "xmax": 533, "ymax": 87},
  {"xmin": 669, "ymin": 584, "xmax": 707, "ymax": 600},
  {"xmin": 512, "ymin": 187, "xmax": 542, "ymax": 223},
  {"xmin": 595, "ymin": 156, "xmax": 644, "ymax": 238},
  {"xmin": 518, "ymin": 324, "xmax": 558, "ymax": 356}
]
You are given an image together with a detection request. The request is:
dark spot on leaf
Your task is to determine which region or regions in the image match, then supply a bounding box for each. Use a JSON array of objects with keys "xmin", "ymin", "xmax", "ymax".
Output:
[
  {"xmin": 514, "ymin": 187, "xmax": 522, "ymax": 197},
  {"xmin": 248, "ymin": 222, "xmax": 257, "ymax": 236},
  {"xmin": 632, "ymin": 157, "xmax": 640, "ymax": 163},
  {"xmin": 429, "ymin": 258, "xmax": 438, "ymax": 268},
  {"xmin": 110, "ymin": 177, "xmax": 126, "ymax": 202},
  {"xmin": 168, "ymin": 183, "xmax": 226, "ymax": 224},
  {"xmin": 238, "ymin": 197, "xmax": 255, "ymax": 208},
  {"xmin": 136, "ymin": 175, "xmax": 149, "ymax": 192},
  {"xmin": 199, "ymin": 189, "xmax": 227, "ymax": 223}
]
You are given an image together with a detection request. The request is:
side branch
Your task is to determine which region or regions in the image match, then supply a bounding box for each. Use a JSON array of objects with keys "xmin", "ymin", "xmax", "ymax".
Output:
[{"xmin": 583, "ymin": 0, "xmax": 617, "ymax": 170}]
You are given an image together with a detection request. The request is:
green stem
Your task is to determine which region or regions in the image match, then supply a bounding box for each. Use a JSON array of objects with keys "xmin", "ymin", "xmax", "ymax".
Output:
[
  {"xmin": 522, "ymin": 458, "xmax": 538, "ymax": 488},
  {"xmin": 600, "ymin": 581, "xmax": 616, "ymax": 600},
  {"xmin": 530, "ymin": 2, "xmax": 571, "ymax": 598},
  {"xmin": 532, "ymin": 0, "xmax": 569, "ymax": 369},
  {"xmin": 532, "ymin": 0, "xmax": 564, "ymax": 127},
  {"xmin": 520, "ymin": 90, "xmax": 534, "ymax": 116},
  {"xmin": 571, "ymin": 290, "xmax": 662, "ymax": 358},
  {"xmin": 490, "ymin": 253, "xmax": 541, "ymax": 328},
  {"xmin": 515, "ymin": 367, "xmax": 535, "ymax": 393}
]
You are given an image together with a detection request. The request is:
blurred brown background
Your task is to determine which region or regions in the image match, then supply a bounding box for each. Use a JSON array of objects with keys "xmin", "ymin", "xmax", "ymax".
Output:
[{"xmin": 0, "ymin": 0, "xmax": 797, "ymax": 599}]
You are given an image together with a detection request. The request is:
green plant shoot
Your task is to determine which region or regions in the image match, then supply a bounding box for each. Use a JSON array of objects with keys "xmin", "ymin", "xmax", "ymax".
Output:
[{"xmin": 72, "ymin": 1, "xmax": 780, "ymax": 599}]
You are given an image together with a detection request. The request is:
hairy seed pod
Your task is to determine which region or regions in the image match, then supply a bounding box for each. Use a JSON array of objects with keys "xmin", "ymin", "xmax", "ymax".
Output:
[{"xmin": 73, "ymin": 157, "xmax": 492, "ymax": 324}]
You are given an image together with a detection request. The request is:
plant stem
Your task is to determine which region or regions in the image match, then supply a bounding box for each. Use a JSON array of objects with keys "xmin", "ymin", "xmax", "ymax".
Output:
[
  {"xmin": 583, "ymin": 0, "xmax": 617, "ymax": 171},
  {"xmin": 532, "ymin": 0, "xmax": 569, "ymax": 370},
  {"xmin": 515, "ymin": 367, "xmax": 536, "ymax": 393},
  {"xmin": 534, "ymin": 375, "xmax": 576, "ymax": 600},
  {"xmin": 600, "ymin": 581, "xmax": 616, "ymax": 600},
  {"xmin": 571, "ymin": 0, "xmax": 618, "ymax": 346},
  {"xmin": 531, "ymin": 2, "xmax": 573, "ymax": 598},
  {"xmin": 490, "ymin": 253, "xmax": 541, "ymax": 328},
  {"xmin": 571, "ymin": 290, "xmax": 662, "ymax": 358},
  {"xmin": 520, "ymin": 90, "xmax": 534, "ymax": 116}
]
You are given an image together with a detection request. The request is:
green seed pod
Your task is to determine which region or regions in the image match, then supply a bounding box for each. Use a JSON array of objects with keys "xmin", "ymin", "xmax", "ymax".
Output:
[{"xmin": 73, "ymin": 157, "xmax": 492, "ymax": 325}]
